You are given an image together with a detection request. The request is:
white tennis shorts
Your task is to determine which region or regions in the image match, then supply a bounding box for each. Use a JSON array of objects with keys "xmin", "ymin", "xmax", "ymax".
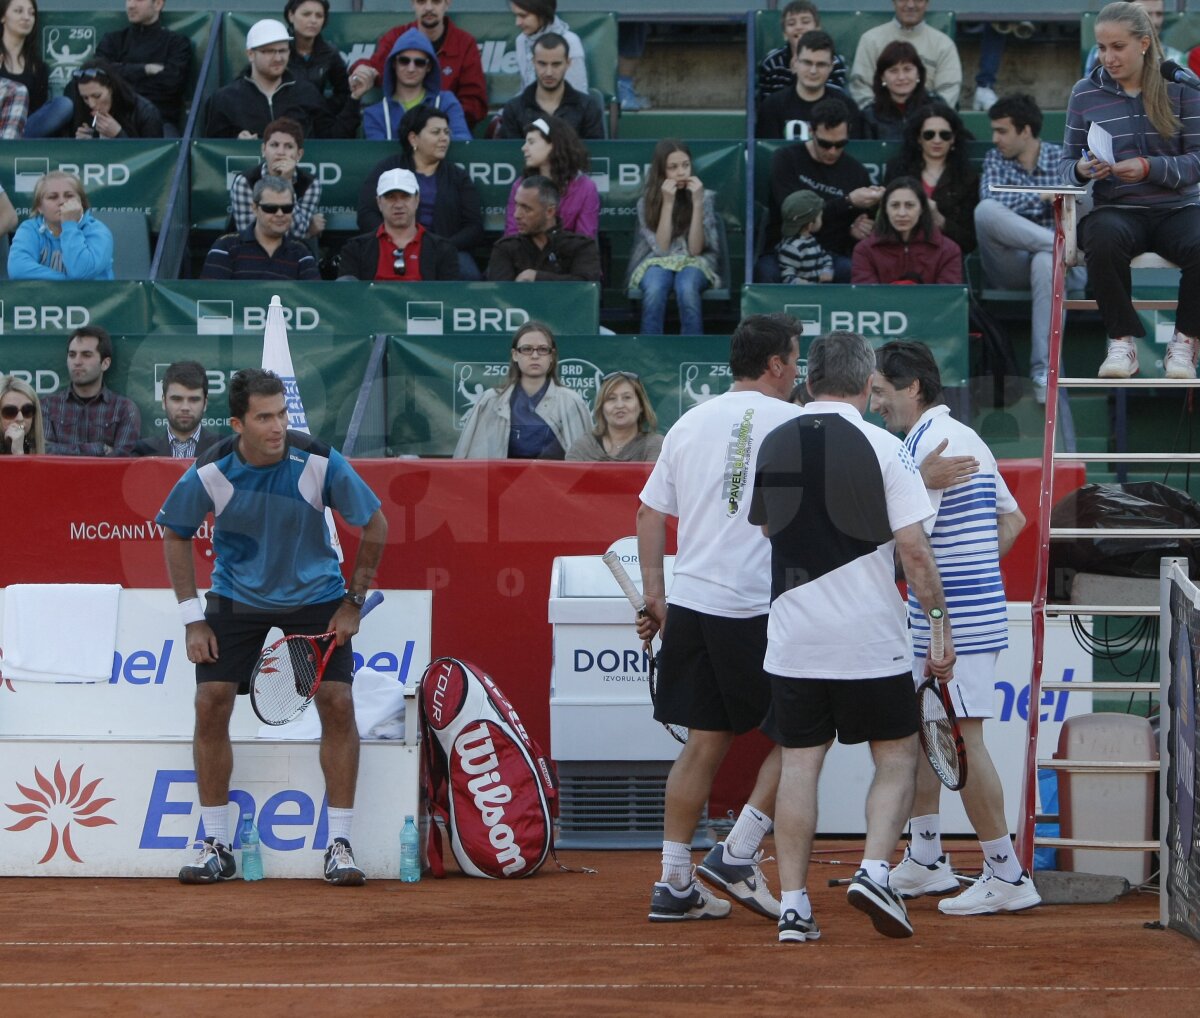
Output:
[{"xmin": 912, "ymin": 651, "xmax": 998, "ymax": 720}]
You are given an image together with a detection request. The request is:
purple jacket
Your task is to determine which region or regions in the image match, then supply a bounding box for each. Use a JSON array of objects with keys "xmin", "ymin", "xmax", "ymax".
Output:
[{"xmin": 503, "ymin": 173, "xmax": 599, "ymax": 238}]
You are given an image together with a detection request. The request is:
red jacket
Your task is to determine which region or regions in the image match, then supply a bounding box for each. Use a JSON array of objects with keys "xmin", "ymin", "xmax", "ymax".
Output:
[
  {"xmin": 850, "ymin": 229, "xmax": 963, "ymax": 286},
  {"xmin": 352, "ymin": 18, "xmax": 488, "ymax": 129}
]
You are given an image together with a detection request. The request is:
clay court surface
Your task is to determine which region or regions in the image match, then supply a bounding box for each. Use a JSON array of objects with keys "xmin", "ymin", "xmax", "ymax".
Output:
[{"xmin": 1, "ymin": 838, "xmax": 1195, "ymax": 1017}]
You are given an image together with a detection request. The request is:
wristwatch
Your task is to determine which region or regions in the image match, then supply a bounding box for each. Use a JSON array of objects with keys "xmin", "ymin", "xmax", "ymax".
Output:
[{"xmin": 343, "ymin": 591, "xmax": 366, "ymax": 608}]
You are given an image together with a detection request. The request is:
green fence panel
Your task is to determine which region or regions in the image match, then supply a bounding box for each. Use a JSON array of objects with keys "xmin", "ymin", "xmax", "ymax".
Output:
[
  {"xmin": 0, "ymin": 140, "xmax": 179, "ymax": 232},
  {"xmin": 386, "ymin": 331, "xmax": 735, "ymax": 456},
  {"xmin": 740, "ymin": 283, "xmax": 969, "ymax": 386},
  {"xmin": 37, "ymin": 10, "xmax": 213, "ymax": 101},
  {"xmin": 753, "ymin": 9, "xmax": 956, "ymax": 67},
  {"xmin": 221, "ymin": 11, "xmax": 618, "ymax": 104}
]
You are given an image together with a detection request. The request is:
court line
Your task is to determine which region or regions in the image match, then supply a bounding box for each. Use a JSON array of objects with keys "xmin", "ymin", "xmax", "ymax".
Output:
[
  {"xmin": 0, "ymin": 981, "xmax": 1196, "ymax": 992},
  {"xmin": 0, "ymin": 939, "xmax": 1048, "ymax": 950}
]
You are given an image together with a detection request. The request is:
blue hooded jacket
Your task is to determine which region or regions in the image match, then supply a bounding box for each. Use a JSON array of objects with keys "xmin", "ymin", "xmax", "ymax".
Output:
[{"xmin": 362, "ymin": 28, "xmax": 470, "ymax": 141}]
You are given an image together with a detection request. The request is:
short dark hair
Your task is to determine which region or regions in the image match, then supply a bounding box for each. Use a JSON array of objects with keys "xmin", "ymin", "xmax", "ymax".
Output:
[
  {"xmin": 875, "ymin": 340, "xmax": 943, "ymax": 407},
  {"xmin": 399, "ymin": 103, "xmax": 450, "ymax": 158},
  {"xmin": 988, "ymin": 92, "xmax": 1042, "ymax": 138},
  {"xmin": 533, "ymin": 31, "xmax": 568, "ymax": 57},
  {"xmin": 229, "ymin": 368, "xmax": 284, "ymax": 420},
  {"xmin": 262, "ymin": 116, "xmax": 304, "ymax": 149},
  {"xmin": 806, "ymin": 330, "xmax": 874, "ymax": 398},
  {"xmin": 729, "ymin": 313, "xmax": 799, "ymax": 381},
  {"xmin": 782, "ymin": 1, "xmax": 819, "ymax": 25},
  {"xmin": 793, "ymin": 29, "xmax": 834, "ymax": 60},
  {"xmin": 809, "ymin": 97, "xmax": 850, "ymax": 132},
  {"xmin": 69, "ymin": 325, "xmax": 113, "ymax": 362},
  {"xmin": 162, "ymin": 360, "xmax": 209, "ymax": 399},
  {"xmin": 519, "ymin": 174, "xmax": 560, "ymax": 209}
]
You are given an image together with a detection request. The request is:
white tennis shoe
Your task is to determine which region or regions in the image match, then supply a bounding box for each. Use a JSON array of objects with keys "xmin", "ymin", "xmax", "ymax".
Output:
[
  {"xmin": 1098, "ymin": 338, "xmax": 1139, "ymax": 379},
  {"xmin": 889, "ymin": 847, "xmax": 960, "ymax": 899},
  {"xmin": 938, "ymin": 867, "xmax": 1041, "ymax": 915}
]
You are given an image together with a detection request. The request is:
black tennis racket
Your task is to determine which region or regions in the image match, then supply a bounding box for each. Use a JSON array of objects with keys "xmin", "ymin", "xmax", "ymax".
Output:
[
  {"xmin": 250, "ymin": 591, "xmax": 384, "ymax": 726},
  {"xmin": 601, "ymin": 551, "xmax": 687, "ymax": 745},
  {"xmin": 917, "ymin": 608, "xmax": 967, "ymax": 791}
]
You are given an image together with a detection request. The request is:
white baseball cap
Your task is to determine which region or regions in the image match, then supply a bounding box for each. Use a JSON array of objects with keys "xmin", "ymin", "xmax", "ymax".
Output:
[
  {"xmin": 377, "ymin": 168, "xmax": 420, "ymax": 197},
  {"xmin": 246, "ymin": 19, "xmax": 291, "ymax": 51}
]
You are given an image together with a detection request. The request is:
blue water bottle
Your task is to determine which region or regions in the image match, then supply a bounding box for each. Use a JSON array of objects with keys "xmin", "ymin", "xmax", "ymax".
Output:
[
  {"xmin": 399, "ymin": 814, "xmax": 421, "ymax": 883},
  {"xmin": 240, "ymin": 812, "xmax": 264, "ymax": 882}
]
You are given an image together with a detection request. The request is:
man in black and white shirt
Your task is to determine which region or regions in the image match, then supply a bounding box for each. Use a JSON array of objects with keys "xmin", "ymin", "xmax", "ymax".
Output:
[{"xmin": 133, "ymin": 360, "xmax": 219, "ymax": 458}]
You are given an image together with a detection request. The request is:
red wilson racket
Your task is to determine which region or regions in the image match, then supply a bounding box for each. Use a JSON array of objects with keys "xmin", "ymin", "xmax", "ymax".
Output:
[
  {"xmin": 601, "ymin": 551, "xmax": 687, "ymax": 745},
  {"xmin": 250, "ymin": 591, "xmax": 384, "ymax": 726},
  {"xmin": 917, "ymin": 608, "xmax": 967, "ymax": 791}
]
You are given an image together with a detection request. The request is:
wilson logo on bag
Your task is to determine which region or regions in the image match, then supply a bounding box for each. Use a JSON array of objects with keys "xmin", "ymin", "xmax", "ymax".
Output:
[{"xmin": 418, "ymin": 656, "xmax": 558, "ymax": 878}]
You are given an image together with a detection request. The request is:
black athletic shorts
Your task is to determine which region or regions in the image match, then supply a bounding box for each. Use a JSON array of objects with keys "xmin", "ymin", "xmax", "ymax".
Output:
[
  {"xmin": 762, "ymin": 671, "xmax": 918, "ymax": 748},
  {"xmin": 653, "ymin": 605, "xmax": 771, "ymax": 734},
  {"xmin": 197, "ymin": 594, "xmax": 353, "ymax": 693}
]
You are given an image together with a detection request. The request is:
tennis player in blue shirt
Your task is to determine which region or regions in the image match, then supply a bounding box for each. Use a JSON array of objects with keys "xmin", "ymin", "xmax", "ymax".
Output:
[{"xmin": 158, "ymin": 368, "xmax": 387, "ymax": 886}]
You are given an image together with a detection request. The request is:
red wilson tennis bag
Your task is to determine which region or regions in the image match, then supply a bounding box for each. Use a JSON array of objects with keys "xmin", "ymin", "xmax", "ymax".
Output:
[{"xmin": 418, "ymin": 656, "xmax": 558, "ymax": 878}]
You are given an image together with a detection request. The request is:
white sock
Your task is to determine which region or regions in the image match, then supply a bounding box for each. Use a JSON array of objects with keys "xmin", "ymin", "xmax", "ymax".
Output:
[
  {"xmin": 660, "ymin": 840, "xmax": 692, "ymax": 889},
  {"xmin": 861, "ymin": 858, "xmax": 890, "ymax": 886},
  {"xmin": 980, "ymin": 835, "xmax": 1022, "ymax": 882},
  {"xmin": 781, "ymin": 888, "xmax": 811, "ymax": 918},
  {"xmin": 725, "ymin": 804, "xmax": 772, "ymax": 862},
  {"xmin": 909, "ymin": 814, "xmax": 942, "ymax": 865},
  {"xmin": 201, "ymin": 805, "xmax": 230, "ymax": 847},
  {"xmin": 327, "ymin": 807, "xmax": 354, "ymax": 846}
]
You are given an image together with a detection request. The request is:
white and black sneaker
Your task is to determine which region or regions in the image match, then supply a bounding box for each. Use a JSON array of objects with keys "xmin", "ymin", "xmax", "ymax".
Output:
[
  {"xmin": 648, "ymin": 877, "xmax": 732, "ymax": 922},
  {"xmin": 323, "ymin": 837, "xmax": 366, "ymax": 886},
  {"xmin": 777, "ymin": 908, "xmax": 821, "ymax": 943},
  {"xmin": 847, "ymin": 869, "xmax": 913, "ymax": 938},
  {"xmin": 939, "ymin": 867, "xmax": 1041, "ymax": 915},
  {"xmin": 696, "ymin": 842, "xmax": 781, "ymax": 919},
  {"xmin": 178, "ymin": 837, "xmax": 236, "ymax": 884},
  {"xmin": 889, "ymin": 847, "xmax": 960, "ymax": 899}
]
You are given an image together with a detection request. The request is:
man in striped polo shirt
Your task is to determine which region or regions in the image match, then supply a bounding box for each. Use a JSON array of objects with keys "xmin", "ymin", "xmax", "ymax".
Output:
[
  {"xmin": 870, "ymin": 340, "xmax": 1041, "ymax": 916},
  {"xmin": 200, "ymin": 175, "xmax": 319, "ymax": 281}
]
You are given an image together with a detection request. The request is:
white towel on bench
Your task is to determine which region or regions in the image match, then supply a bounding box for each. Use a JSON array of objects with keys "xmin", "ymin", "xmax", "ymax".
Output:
[{"xmin": 2, "ymin": 584, "xmax": 121, "ymax": 683}]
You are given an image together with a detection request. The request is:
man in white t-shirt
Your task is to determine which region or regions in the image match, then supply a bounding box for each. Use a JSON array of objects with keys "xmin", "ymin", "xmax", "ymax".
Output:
[
  {"xmin": 750, "ymin": 329, "xmax": 953, "ymax": 943},
  {"xmin": 637, "ymin": 313, "xmax": 805, "ymax": 923},
  {"xmin": 870, "ymin": 340, "xmax": 1041, "ymax": 916}
]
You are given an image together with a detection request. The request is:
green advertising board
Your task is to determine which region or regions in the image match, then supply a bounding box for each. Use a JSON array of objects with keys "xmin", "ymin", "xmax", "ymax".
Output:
[
  {"xmin": 0, "ymin": 140, "xmax": 179, "ymax": 231},
  {"xmin": 740, "ymin": 284, "xmax": 969, "ymax": 386}
]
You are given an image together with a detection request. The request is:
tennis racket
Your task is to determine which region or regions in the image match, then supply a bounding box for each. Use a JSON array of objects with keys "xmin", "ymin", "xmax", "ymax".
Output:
[
  {"xmin": 917, "ymin": 608, "xmax": 967, "ymax": 791},
  {"xmin": 250, "ymin": 591, "xmax": 384, "ymax": 726},
  {"xmin": 601, "ymin": 551, "xmax": 687, "ymax": 745}
]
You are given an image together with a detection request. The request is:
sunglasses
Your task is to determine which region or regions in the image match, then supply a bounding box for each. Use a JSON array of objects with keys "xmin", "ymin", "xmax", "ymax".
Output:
[
  {"xmin": 257, "ymin": 202, "xmax": 295, "ymax": 214},
  {"xmin": 515, "ymin": 345, "xmax": 552, "ymax": 356},
  {"xmin": 72, "ymin": 67, "xmax": 110, "ymax": 82},
  {"xmin": 814, "ymin": 137, "xmax": 849, "ymax": 150},
  {"xmin": 395, "ymin": 55, "xmax": 430, "ymax": 68},
  {"xmin": 921, "ymin": 129, "xmax": 954, "ymax": 142},
  {"xmin": 393, "ymin": 248, "xmax": 407, "ymax": 274},
  {"xmin": 1, "ymin": 403, "xmax": 36, "ymax": 420},
  {"xmin": 602, "ymin": 370, "xmax": 640, "ymax": 383}
]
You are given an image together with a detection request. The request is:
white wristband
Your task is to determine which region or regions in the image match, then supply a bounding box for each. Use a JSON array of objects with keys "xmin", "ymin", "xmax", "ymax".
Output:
[{"xmin": 178, "ymin": 597, "xmax": 205, "ymax": 626}]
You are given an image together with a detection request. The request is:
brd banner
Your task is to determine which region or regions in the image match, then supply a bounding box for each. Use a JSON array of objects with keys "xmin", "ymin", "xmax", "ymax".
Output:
[{"xmin": 741, "ymin": 284, "xmax": 970, "ymax": 386}]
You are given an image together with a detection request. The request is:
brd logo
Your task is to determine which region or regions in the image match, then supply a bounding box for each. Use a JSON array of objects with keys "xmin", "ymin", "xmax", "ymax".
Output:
[
  {"xmin": 0, "ymin": 300, "xmax": 90, "ymax": 334},
  {"xmin": 195, "ymin": 300, "xmax": 319, "ymax": 335},
  {"xmin": 557, "ymin": 358, "xmax": 602, "ymax": 405},
  {"xmin": 13, "ymin": 156, "xmax": 128, "ymax": 191}
]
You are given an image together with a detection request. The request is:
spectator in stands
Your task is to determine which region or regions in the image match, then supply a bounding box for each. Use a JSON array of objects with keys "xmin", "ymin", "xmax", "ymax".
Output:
[
  {"xmin": 757, "ymin": 30, "xmax": 858, "ymax": 141},
  {"xmin": 0, "ymin": 375, "xmax": 44, "ymax": 456},
  {"xmin": 511, "ymin": 0, "xmax": 587, "ymax": 93},
  {"xmin": 975, "ymin": 93, "xmax": 1084, "ymax": 404},
  {"xmin": 0, "ymin": 0, "xmax": 71, "ymax": 137},
  {"xmin": 42, "ymin": 326, "xmax": 141, "ymax": 456},
  {"xmin": 70, "ymin": 60, "xmax": 164, "ymax": 139},
  {"xmin": 362, "ymin": 28, "xmax": 469, "ymax": 141},
  {"xmin": 503, "ymin": 115, "xmax": 598, "ymax": 238},
  {"xmin": 285, "ymin": 0, "xmax": 359, "ymax": 133},
  {"xmin": 762, "ymin": 98, "xmax": 883, "ymax": 283},
  {"xmin": 616, "ymin": 20, "xmax": 651, "ymax": 112},
  {"xmin": 0, "ymin": 75, "xmax": 25, "ymax": 137},
  {"xmin": 566, "ymin": 371, "xmax": 663, "ymax": 462},
  {"xmin": 357, "ymin": 106, "xmax": 483, "ymax": 279},
  {"xmin": 1067, "ymin": 1, "xmax": 1200, "ymax": 382},
  {"xmin": 200, "ymin": 176, "xmax": 320, "ymax": 281},
  {"xmin": 627, "ymin": 139, "xmax": 722, "ymax": 336},
  {"xmin": 497, "ymin": 32, "xmax": 602, "ymax": 140},
  {"xmin": 454, "ymin": 320, "xmax": 591, "ymax": 459},
  {"xmin": 231, "ymin": 117, "xmax": 323, "ymax": 244},
  {"xmin": 0, "ymin": 177, "xmax": 15, "ymax": 233},
  {"xmin": 96, "ymin": 0, "xmax": 192, "ymax": 136},
  {"xmin": 133, "ymin": 360, "xmax": 218, "ymax": 458},
  {"xmin": 349, "ymin": 0, "xmax": 487, "ymax": 131},
  {"xmin": 489, "ymin": 175, "xmax": 601, "ymax": 283},
  {"xmin": 338, "ymin": 167, "xmax": 459, "ymax": 282},
  {"xmin": 860, "ymin": 42, "xmax": 941, "ymax": 142},
  {"xmin": 885, "ymin": 101, "xmax": 977, "ymax": 254},
  {"xmin": 848, "ymin": 0, "xmax": 961, "ymax": 110},
  {"xmin": 758, "ymin": 1, "xmax": 847, "ymax": 108},
  {"xmin": 8, "ymin": 171, "xmax": 113, "ymax": 280},
  {"xmin": 776, "ymin": 189, "xmax": 833, "ymax": 284},
  {"xmin": 851, "ymin": 175, "xmax": 962, "ymax": 284},
  {"xmin": 205, "ymin": 19, "xmax": 358, "ymax": 139},
  {"xmin": 1085, "ymin": 0, "xmax": 1182, "ymax": 76}
]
